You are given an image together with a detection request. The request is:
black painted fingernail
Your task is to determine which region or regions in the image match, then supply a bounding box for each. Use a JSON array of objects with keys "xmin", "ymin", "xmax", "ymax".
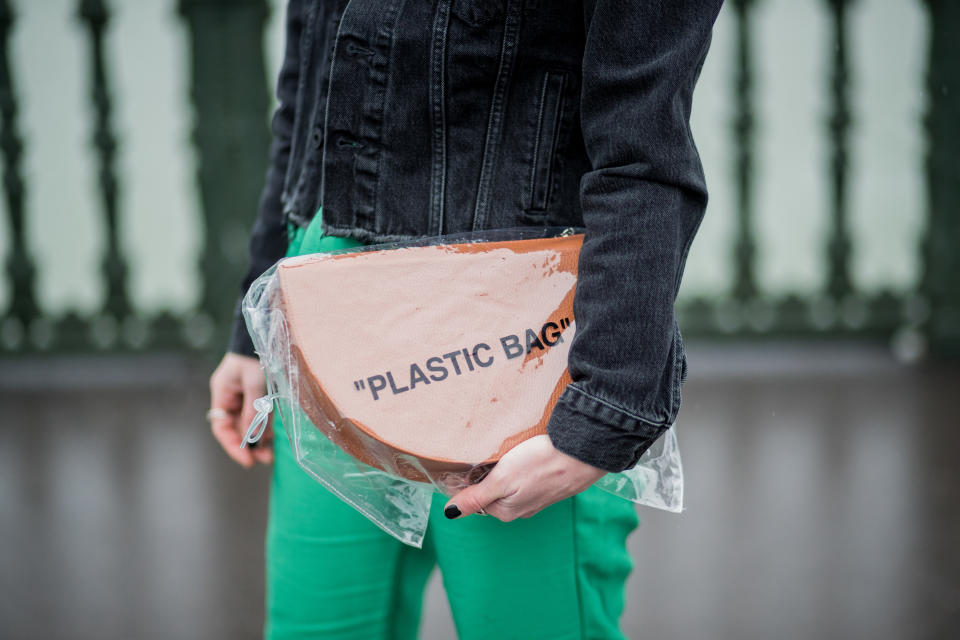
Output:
[{"xmin": 444, "ymin": 504, "xmax": 461, "ymax": 519}]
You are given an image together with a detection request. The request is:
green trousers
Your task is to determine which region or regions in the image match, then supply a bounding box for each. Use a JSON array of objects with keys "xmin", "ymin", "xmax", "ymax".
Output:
[{"xmin": 265, "ymin": 212, "xmax": 640, "ymax": 639}]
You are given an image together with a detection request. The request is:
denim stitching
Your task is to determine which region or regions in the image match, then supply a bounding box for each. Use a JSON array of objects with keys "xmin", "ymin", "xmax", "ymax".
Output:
[
  {"xmin": 542, "ymin": 71, "xmax": 565, "ymax": 214},
  {"xmin": 566, "ymin": 383, "xmax": 672, "ymax": 431},
  {"xmin": 526, "ymin": 72, "xmax": 549, "ymax": 210},
  {"xmin": 428, "ymin": 0, "xmax": 452, "ymax": 235},
  {"xmin": 318, "ymin": 0, "xmax": 357, "ymax": 213},
  {"xmin": 527, "ymin": 70, "xmax": 565, "ymax": 212},
  {"xmin": 344, "ymin": 0, "xmax": 401, "ymax": 230},
  {"xmin": 470, "ymin": 0, "xmax": 524, "ymax": 231},
  {"xmin": 283, "ymin": 0, "xmax": 319, "ymax": 203}
]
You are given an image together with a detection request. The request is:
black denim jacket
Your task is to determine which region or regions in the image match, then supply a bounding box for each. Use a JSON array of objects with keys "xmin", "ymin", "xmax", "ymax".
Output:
[{"xmin": 229, "ymin": 0, "xmax": 723, "ymax": 473}]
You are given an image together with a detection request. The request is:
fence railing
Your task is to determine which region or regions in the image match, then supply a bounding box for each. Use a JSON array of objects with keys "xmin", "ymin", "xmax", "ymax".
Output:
[
  {"xmin": 677, "ymin": 0, "xmax": 958, "ymax": 360},
  {"xmin": 1, "ymin": 0, "xmax": 957, "ymax": 358},
  {"xmin": 1, "ymin": 0, "xmax": 270, "ymax": 354}
]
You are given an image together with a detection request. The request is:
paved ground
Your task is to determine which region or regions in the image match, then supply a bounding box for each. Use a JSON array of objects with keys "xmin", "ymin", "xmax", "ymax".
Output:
[{"xmin": 1, "ymin": 342, "xmax": 957, "ymax": 639}]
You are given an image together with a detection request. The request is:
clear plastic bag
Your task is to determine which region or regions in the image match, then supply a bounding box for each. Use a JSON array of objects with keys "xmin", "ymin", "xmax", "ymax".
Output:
[{"xmin": 241, "ymin": 227, "xmax": 683, "ymax": 547}]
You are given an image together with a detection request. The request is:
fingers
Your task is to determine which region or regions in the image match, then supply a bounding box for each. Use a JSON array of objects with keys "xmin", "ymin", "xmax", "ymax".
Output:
[
  {"xmin": 249, "ymin": 415, "xmax": 275, "ymax": 465},
  {"xmin": 209, "ymin": 371, "xmax": 254, "ymax": 468},
  {"xmin": 252, "ymin": 413, "xmax": 275, "ymax": 464},
  {"xmin": 209, "ymin": 353, "xmax": 272, "ymax": 468},
  {"xmin": 444, "ymin": 470, "xmax": 510, "ymax": 520},
  {"xmin": 239, "ymin": 361, "xmax": 272, "ymax": 463},
  {"xmin": 442, "ymin": 435, "xmax": 607, "ymax": 522}
]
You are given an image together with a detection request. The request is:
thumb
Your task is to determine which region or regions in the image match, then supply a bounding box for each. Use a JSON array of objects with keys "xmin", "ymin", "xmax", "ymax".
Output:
[
  {"xmin": 244, "ymin": 367, "xmax": 274, "ymax": 464},
  {"xmin": 444, "ymin": 473, "xmax": 505, "ymax": 519},
  {"xmin": 239, "ymin": 366, "xmax": 267, "ymax": 446}
]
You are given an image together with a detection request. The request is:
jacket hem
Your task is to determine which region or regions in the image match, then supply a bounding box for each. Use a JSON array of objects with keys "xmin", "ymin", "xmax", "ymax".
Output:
[{"xmin": 319, "ymin": 221, "xmax": 423, "ymax": 244}]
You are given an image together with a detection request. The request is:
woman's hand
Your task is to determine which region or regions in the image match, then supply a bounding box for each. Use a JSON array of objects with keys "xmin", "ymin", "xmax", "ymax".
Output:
[
  {"xmin": 444, "ymin": 435, "xmax": 606, "ymax": 521},
  {"xmin": 208, "ymin": 352, "xmax": 274, "ymax": 467}
]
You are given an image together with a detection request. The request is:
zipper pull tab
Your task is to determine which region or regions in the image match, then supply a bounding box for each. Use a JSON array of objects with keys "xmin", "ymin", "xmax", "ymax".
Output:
[{"xmin": 240, "ymin": 393, "xmax": 280, "ymax": 448}]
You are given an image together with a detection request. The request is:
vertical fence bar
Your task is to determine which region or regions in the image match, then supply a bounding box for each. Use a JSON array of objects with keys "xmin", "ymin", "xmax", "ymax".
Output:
[
  {"xmin": 730, "ymin": 0, "xmax": 757, "ymax": 306},
  {"xmin": 178, "ymin": 0, "xmax": 270, "ymax": 353},
  {"xmin": 77, "ymin": 0, "xmax": 130, "ymax": 348},
  {"xmin": 0, "ymin": 0, "xmax": 37, "ymax": 350},
  {"xmin": 824, "ymin": 0, "xmax": 853, "ymax": 304},
  {"xmin": 921, "ymin": 0, "xmax": 960, "ymax": 356}
]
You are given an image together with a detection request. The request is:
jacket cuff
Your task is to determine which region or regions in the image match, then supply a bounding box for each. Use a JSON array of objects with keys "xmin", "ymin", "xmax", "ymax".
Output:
[
  {"xmin": 546, "ymin": 384, "xmax": 669, "ymax": 473},
  {"xmin": 226, "ymin": 297, "xmax": 257, "ymax": 358}
]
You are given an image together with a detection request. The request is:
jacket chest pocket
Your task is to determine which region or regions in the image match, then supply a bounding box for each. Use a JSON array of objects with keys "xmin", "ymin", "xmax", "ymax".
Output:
[{"xmin": 524, "ymin": 70, "xmax": 567, "ymax": 213}]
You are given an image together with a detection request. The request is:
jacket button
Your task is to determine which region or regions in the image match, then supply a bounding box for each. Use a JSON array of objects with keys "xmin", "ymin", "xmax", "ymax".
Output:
[{"xmin": 312, "ymin": 128, "xmax": 323, "ymax": 149}]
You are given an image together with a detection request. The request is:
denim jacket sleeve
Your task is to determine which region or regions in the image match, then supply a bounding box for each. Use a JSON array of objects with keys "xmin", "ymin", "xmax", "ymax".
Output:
[
  {"xmin": 227, "ymin": 0, "xmax": 305, "ymax": 357},
  {"xmin": 545, "ymin": 0, "xmax": 722, "ymax": 473}
]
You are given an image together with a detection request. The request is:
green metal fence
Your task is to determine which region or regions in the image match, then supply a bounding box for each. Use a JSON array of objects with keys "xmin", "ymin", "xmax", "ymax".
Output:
[
  {"xmin": 0, "ymin": 0, "xmax": 957, "ymax": 358},
  {"xmin": 677, "ymin": 0, "xmax": 958, "ymax": 359},
  {"xmin": 1, "ymin": 0, "xmax": 270, "ymax": 354}
]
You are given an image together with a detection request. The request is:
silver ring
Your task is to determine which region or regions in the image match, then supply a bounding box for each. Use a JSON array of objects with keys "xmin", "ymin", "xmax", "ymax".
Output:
[{"xmin": 206, "ymin": 408, "xmax": 229, "ymax": 422}]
